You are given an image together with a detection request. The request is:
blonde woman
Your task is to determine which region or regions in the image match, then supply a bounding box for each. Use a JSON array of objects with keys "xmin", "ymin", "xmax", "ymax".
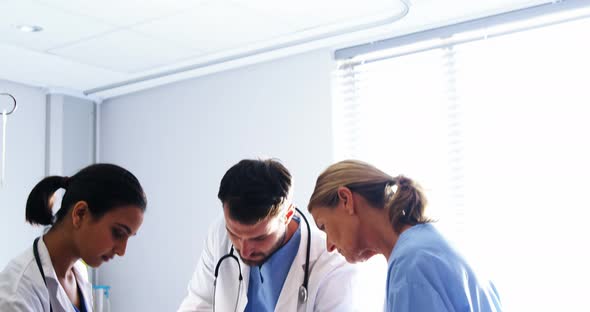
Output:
[{"xmin": 308, "ymin": 160, "xmax": 502, "ymax": 312}]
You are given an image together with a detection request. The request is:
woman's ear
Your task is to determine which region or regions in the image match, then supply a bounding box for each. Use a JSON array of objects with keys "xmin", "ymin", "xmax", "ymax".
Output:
[
  {"xmin": 337, "ymin": 187, "xmax": 355, "ymax": 215},
  {"xmin": 71, "ymin": 201, "xmax": 89, "ymax": 229}
]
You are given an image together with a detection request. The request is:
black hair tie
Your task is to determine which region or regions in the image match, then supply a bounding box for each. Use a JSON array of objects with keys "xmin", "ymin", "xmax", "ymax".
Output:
[{"xmin": 62, "ymin": 176, "xmax": 70, "ymax": 189}]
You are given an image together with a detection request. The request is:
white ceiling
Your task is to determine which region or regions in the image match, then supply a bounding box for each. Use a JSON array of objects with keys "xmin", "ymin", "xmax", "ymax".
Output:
[{"xmin": 0, "ymin": 0, "xmax": 551, "ymax": 99}]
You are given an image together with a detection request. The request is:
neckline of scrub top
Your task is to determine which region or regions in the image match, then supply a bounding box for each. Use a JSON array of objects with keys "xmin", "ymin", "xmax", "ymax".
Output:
[
  {"xmin": 72, "ymin": 285, "xmax": 87, "ymax": 312},
  {"xmin": 389, "ymin": 223, "xmax": 433, "ymax": 262}
]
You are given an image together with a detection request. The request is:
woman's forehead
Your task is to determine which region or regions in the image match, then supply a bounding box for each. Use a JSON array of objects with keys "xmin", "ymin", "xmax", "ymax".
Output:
[{"xmin": 310, "ymin": 206, "xmax": 330, "ymax": 218}]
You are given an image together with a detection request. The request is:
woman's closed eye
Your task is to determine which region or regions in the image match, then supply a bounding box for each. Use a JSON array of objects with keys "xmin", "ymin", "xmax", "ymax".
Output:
[{"xmin": 112, "ymin": 228, "xmax": 126, "ymax": 240}]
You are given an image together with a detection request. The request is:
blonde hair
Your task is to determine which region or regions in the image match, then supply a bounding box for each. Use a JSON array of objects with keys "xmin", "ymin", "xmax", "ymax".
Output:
[{"xmin": 308, "ymin": 160, "xmax": 430, "ymax": 232}]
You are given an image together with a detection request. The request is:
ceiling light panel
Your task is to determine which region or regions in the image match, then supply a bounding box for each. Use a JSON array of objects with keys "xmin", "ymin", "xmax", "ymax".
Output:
[{"xmin": 16, "ymin": 24, "xmax": 44, "ymax": 32}]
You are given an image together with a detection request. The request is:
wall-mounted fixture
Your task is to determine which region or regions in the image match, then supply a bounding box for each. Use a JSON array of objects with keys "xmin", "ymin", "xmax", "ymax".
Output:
[{"xmin": 0, "ymin": 93, "xmax": 17, "ymax": 187}]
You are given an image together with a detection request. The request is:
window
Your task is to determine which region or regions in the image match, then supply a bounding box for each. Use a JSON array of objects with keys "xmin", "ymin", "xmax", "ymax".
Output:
[{"xmin": 334, "ymin": 5, "xmax": 590, "ymax": 311}]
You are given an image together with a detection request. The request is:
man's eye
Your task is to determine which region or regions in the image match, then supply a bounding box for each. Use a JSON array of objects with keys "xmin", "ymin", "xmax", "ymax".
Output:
[{"xmin": 253, "ymin": 236, "xmax": 266, "ymax": 241}]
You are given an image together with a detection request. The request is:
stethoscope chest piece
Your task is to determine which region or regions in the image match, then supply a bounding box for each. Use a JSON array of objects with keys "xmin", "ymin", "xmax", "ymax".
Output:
[{"xmin": 299, "ymin": 285, "xmax": 308, "ymax": 303}]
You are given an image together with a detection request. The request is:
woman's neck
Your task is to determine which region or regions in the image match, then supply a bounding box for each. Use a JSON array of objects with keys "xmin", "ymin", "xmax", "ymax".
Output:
[
  {"xmin": 42, "ymin": 226, "xmax": 79, "ymax": 280},
  {"xmin": 363, "ymin": 209, "xmax": 412, "ymax": 262}
]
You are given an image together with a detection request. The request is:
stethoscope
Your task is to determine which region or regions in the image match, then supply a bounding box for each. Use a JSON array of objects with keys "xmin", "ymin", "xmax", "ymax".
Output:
[
  {"xmin": 33, "ymin": 237, "xmax": 53, "ymax": 312},
  {"xmin": 213, "ymin": 207, "xmax": 312, "ymax": 312}
]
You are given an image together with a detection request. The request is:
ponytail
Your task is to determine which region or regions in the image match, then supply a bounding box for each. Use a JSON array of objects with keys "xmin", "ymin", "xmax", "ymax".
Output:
[
  {"xmin": 386, "ymin": 175, "xmax": 431, "ymax": 232},
  {"xmin": 25, "ymin": 176, "xmax": 69, "ymax": 226}
]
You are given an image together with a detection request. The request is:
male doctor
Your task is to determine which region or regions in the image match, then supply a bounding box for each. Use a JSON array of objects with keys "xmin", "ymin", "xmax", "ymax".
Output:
[{"xmin": 178, "ymin": 159, "xmax": 361, "ymax": 312}]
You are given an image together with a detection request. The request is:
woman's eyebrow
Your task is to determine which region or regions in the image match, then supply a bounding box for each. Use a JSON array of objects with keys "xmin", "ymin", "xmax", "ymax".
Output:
[{"xmin": 115, "ymin": 223, "xmax": 132, "ymax": 235}]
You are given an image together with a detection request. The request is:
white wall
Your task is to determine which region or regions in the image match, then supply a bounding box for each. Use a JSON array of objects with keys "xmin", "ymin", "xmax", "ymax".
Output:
[
  {"xmin": 98, "ymin": 49, "xmax": 336, "ymax": 311},
  {"xmin": 61, "ymin": 96, "xmax": 96, "ymax": 174},
  {"xmin": 0, "ymin": 80, "xmax": 47, "ymax": 268}
]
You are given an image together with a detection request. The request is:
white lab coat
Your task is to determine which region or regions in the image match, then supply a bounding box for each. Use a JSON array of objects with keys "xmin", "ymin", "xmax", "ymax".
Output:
[
  {"xmin": 0, "ymin": 237, "xmax": 93, "ymax": 312},
  {"xmin": 178, "ymin": 214, "xmax": 362, "ymax": 312}
]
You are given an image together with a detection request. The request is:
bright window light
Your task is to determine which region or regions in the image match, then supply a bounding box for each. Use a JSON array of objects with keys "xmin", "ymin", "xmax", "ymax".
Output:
[{"xmin": 334, "ymin": 12, "xmax": 590, "ymax": 312}]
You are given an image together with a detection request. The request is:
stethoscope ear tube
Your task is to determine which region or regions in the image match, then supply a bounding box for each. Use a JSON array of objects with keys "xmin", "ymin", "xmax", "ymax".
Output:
[
  {"xmin": 295, "ymin": 207, "xmax": 311, "ymax": 303},
  {"xmin": 214, "ymin": 247, "xmax": 243, "ymax": 280},
  {"xmin": 33, "ymin": 238, "xmax": 53, "ymax": 312},
  {"xmin": 213, "ymin": 247, "xmax": 243, "ymax": 312}
]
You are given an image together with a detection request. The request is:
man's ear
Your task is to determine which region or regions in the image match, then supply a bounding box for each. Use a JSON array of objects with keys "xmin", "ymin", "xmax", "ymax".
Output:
[
  {"xmin": 337, "ymin": 187, "xmax": 355, "ymax": 215},
  {"xmin": 71, "ymin": 201, "xmax": 89, "ymax": 229}
]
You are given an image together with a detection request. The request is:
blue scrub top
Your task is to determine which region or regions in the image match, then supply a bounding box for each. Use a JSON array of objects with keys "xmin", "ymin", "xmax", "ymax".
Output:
[
  {"xmin": 386, "ymin": 223, "xmax": 502, "ymax": 312},
  {"xmin": 245, "ymin": 218, "xmax": 301, "ymax": 312},
  {"xmin": 72, "ymin": 285, "xmax": 87, "ymax": 312}
]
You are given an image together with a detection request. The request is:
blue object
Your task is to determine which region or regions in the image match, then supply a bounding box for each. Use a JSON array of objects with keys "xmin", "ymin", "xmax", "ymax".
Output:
[
  {"xmin": 92, "ymin": 285, "xmax": 111, "ymax": 298},
  {"xmin": 245, "ymin": 218, "xmax": 302, "ymax": 312},
  {"xmin": 386, "ymin": 224, "xmax": 502, "ymax": 312},
  {"xmin": 72, "ymin": 285, "xmax": 87, "ymax": 312}
]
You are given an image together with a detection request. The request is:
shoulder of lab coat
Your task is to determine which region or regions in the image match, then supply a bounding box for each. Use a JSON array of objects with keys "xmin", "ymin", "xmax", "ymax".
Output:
[
  {"xmin": 0, "ymin": 238, "xmax": 93, "ymax": 312},
  {"xmin": 304, "ymin": 225, "xmax": 363, "ymax": 312},
  {"xmin": 0, "ymin": 249, "xmax": 45, "ymax": 311},
  {"xmin": 178, "ymin": 215, "xmax": 231, "ymax": 312}
]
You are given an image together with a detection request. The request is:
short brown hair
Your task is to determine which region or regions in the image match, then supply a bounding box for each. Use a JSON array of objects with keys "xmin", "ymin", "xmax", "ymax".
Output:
[{"xmin": 218, "ymin": 158, "xmax": 292, "ymax": 224}]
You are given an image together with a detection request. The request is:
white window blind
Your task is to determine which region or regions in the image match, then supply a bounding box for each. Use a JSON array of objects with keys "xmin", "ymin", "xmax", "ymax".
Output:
[{"xmin": 333, "ymin": 10, "xmax": 590, "ymax": 312}]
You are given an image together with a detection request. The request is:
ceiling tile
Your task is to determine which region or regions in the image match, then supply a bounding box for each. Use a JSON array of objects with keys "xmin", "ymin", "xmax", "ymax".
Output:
[
  {"xmin": 48, "ymin": 30, "xmax": 203, "ymax": 73},
  {"xmin": 132, "ymin": 1, "xmax": 298, "ymax": 53},
  {"xmin": 35, "ymin": 0, "xmax": 207, "ymax": 26},
  {"xmin": 230, "ymin": 0, "xmax": 405, "ymax": 31},
  {"xmin": 0, "ymin": 42, "xmax": 126, "ymax": 90}
]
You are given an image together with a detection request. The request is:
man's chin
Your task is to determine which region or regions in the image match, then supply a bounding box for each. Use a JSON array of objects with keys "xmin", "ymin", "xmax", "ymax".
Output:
[{"xmin": 241, "ymin": 257, "xmax": 266, "ymax": 267}]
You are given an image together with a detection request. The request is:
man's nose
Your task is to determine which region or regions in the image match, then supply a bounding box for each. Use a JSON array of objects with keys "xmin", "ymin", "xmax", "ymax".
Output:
[{"xmin": 240, "ymin": 240, "xmax": 254, "ymax": 257}]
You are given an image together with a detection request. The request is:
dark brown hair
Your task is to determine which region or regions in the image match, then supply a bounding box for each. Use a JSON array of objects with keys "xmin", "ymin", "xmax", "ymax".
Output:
[
  {"xmin": 218, "ymin": 158, "xmax": 291, "ymax": 224},
  {"xmin": 26, "ymin": 163, "xmax": 147, "ymax": 226}
]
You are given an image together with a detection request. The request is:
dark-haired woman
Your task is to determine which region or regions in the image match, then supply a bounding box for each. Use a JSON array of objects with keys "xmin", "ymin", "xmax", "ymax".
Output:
[
  {"xmin": 0, "ymin": 163, "xmax": 147, "ymax": 312},
  {"xmin": 307, "ymin": 160, "xmax": 502, "ymax": 312}
]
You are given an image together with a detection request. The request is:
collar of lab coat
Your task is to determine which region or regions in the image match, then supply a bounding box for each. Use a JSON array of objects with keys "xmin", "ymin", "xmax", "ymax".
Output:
[{"xmin": 36, "ymin": 237, "xmax": 93, "ymax": 312}]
